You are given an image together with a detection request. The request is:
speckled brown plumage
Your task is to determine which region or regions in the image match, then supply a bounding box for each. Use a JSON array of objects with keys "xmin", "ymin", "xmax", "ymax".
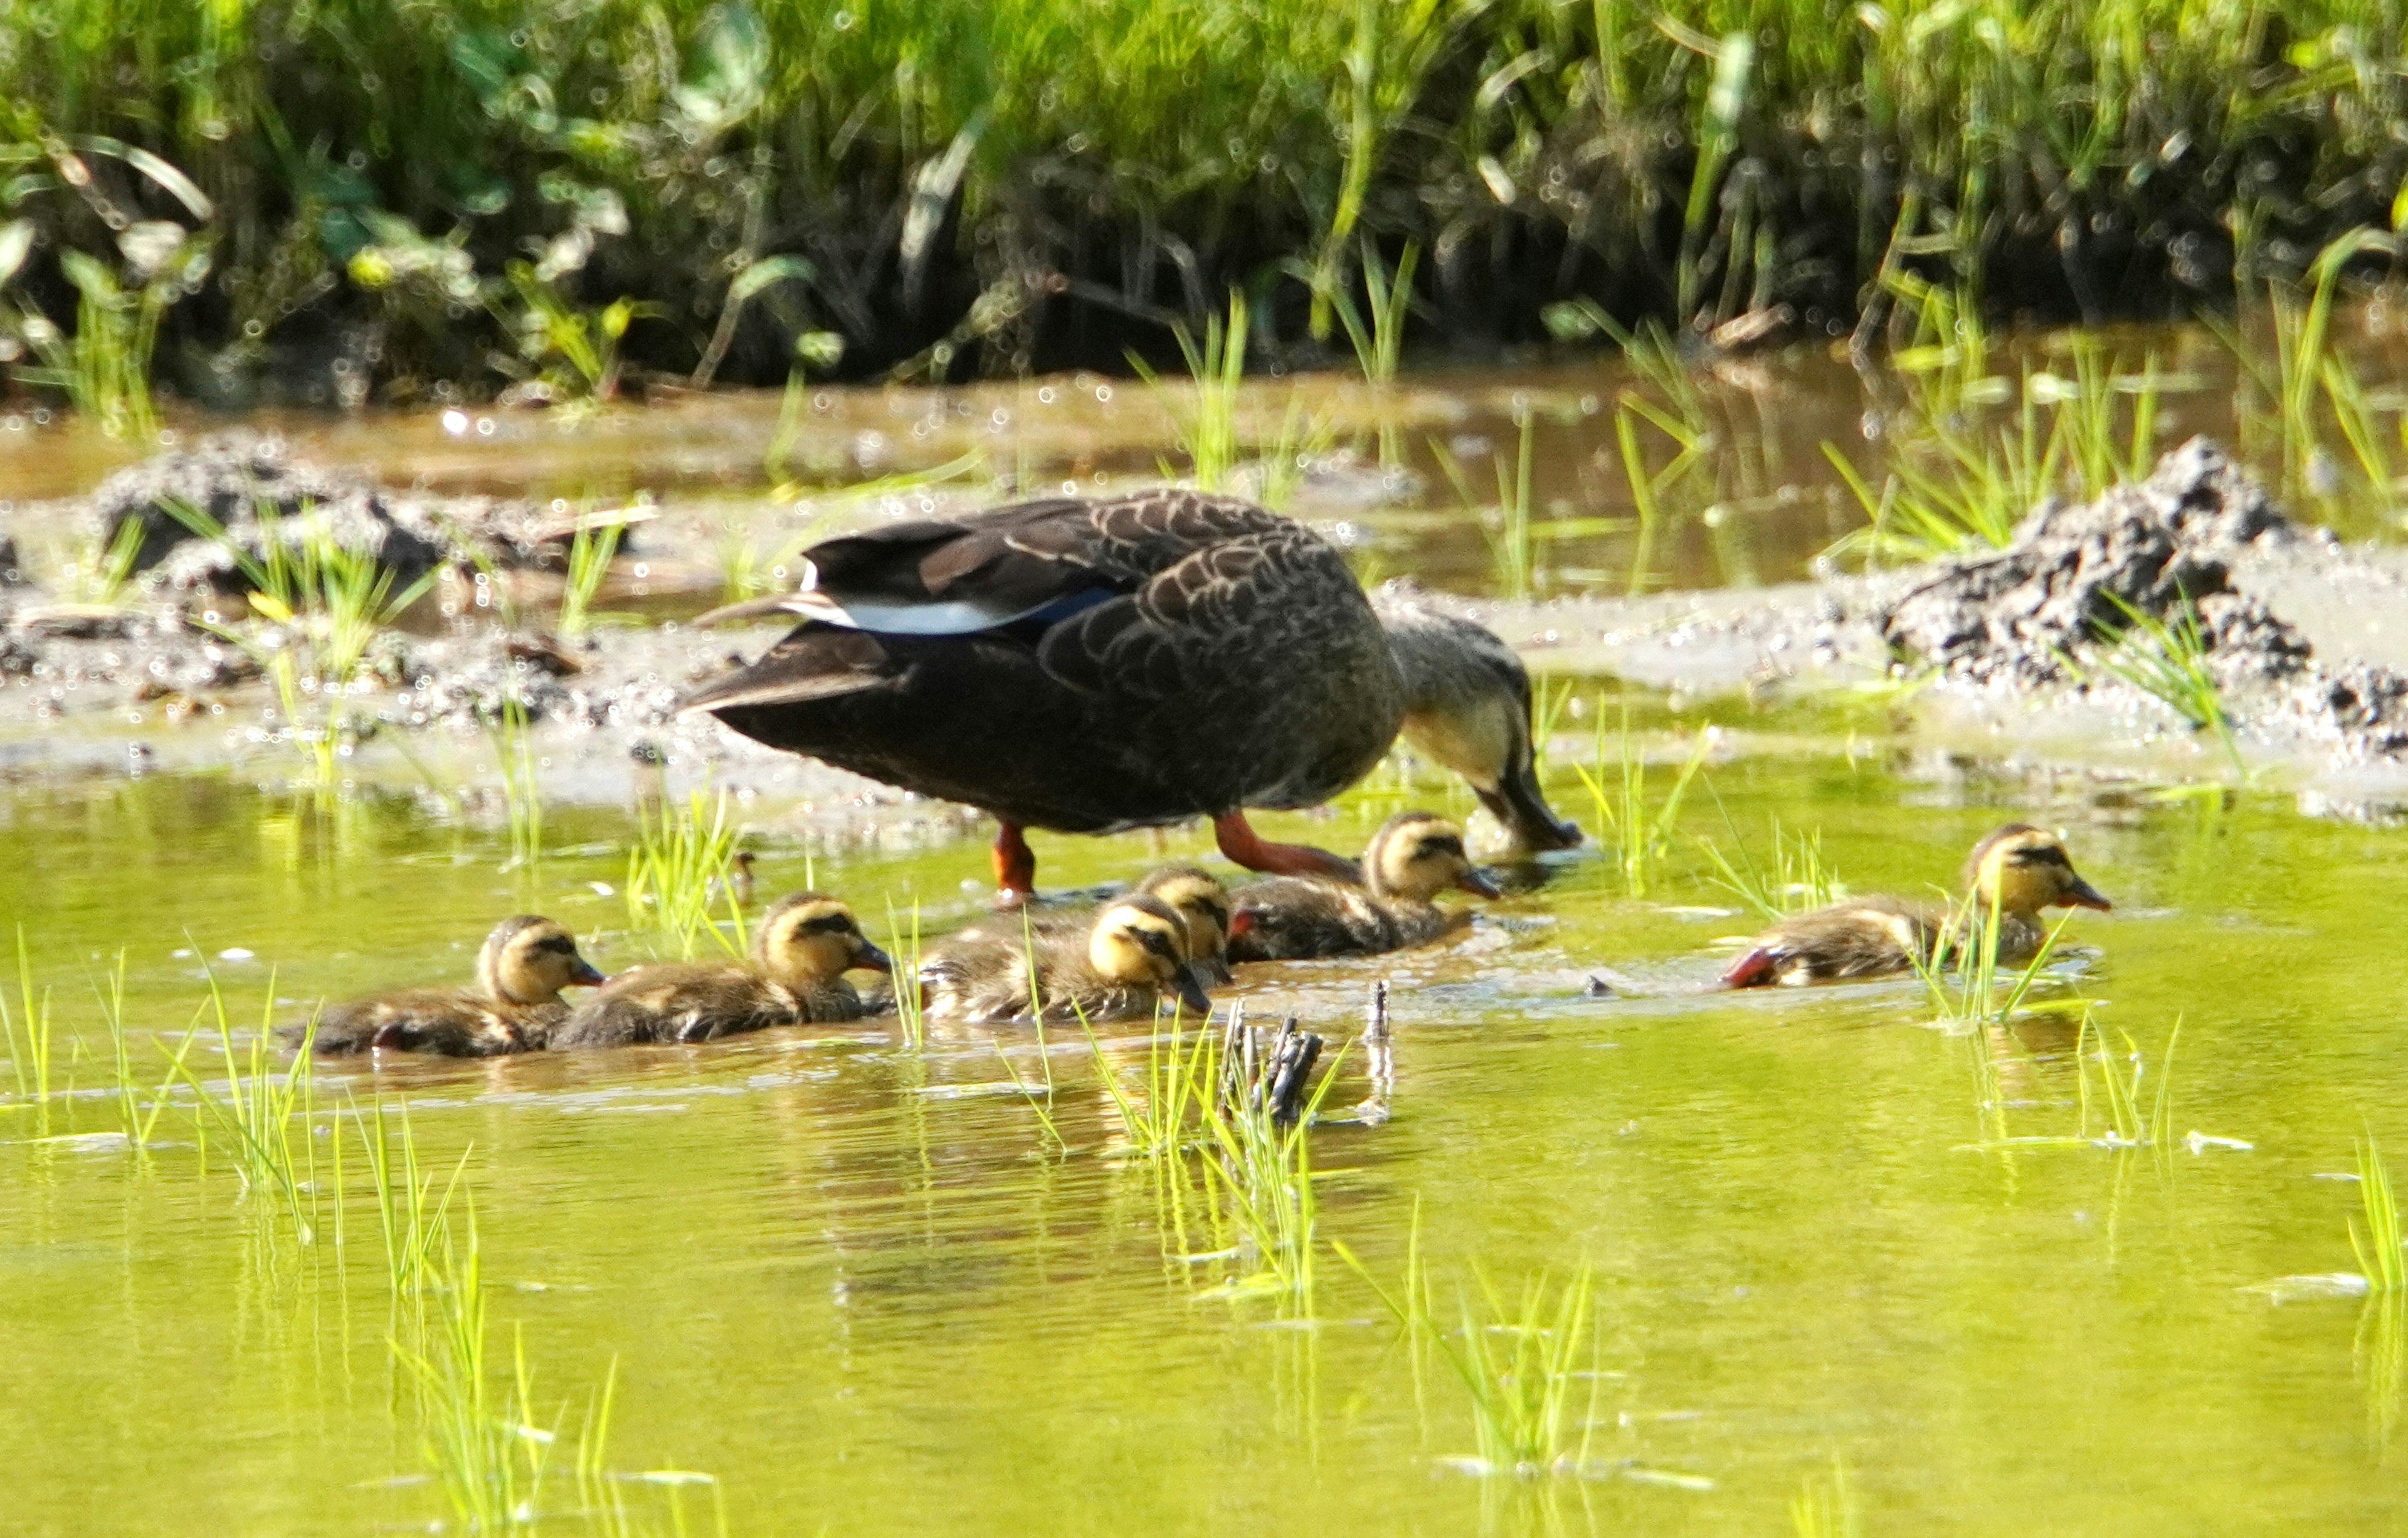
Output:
[
  {"xmin": 919, "ymin": 893, "xmax": 1211, "ymax": 1024},
  {"xmin": 297, "ymin": 915, "xmax": 605, "ymax": 1058},
  {"xmin": 682, "ymin": 491, "xmax": 1406, "ymax": 834},
  {"xmin": 552, "ymin": 893, "xmax": 890, "ymax": 1047},
  {"xmin": 1227, "ymin": 811, "xmax": 1497, "ymax": 962}
]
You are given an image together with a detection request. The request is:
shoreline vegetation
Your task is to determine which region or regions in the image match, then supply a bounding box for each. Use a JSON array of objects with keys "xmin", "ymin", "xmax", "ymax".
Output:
[{"xmin": 1, "ymin": 1, "xmax": 2406, "ymax": 410}]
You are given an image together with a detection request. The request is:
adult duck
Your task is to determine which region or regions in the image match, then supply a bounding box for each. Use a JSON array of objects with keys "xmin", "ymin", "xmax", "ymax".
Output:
[{"xmin": 680, "ymin": 490, "xmax": 1579, "ymax": 899}]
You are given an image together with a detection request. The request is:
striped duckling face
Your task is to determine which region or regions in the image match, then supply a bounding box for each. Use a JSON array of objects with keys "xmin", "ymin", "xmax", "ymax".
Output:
[
  {"xmin": 755, "ymin": 894, "xmax": 894, "ymax": 986},
  {"xmin": 1964, "ymin": 825, "xmax": 2112, "ymax": 918},
  {"xmin": 477, "ymin": 916, "xmax": 608, "ymax": 1005},
  {"xmin": 1087, "ymin": 894, "xmax": 1213, "ymax": 1015},
  {"xmin": 1135, "ymin": 866, "xmax": 1234, "ymax": 984},
  {"xmin": 1363, "ymin": 812, "xmax": 1504, "ymax": 903}
]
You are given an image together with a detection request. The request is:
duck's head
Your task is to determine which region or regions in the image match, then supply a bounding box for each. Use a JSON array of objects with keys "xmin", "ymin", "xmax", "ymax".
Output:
[
  {"xmin": 755, "ymin": 893, "xmax": 893, "ymax": 986},
  {"xmin": 1374, "ymin": 589, "xmax": 1583, "ymax": 855},
  {"xmin": 1088, "ymin": 894, "xmax": 1213, "ymax": 1016},
  {"xmin": 1364, "ymin": 811, "xmax": 1503, "ymax": 902},
  {"xmin": 1964, "ymin": 825, "xmax": 2112, "ymax": 918},
  {"xmin": 477, "ymin": 916, "xmax": 608, "ymax": 1006},
  {"xmin": 1136, "ymin": 866, "xmax": 1234, "ymax": 984}
]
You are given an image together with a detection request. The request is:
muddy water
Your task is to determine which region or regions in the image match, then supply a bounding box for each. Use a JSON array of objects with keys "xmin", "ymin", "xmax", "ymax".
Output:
[
  {"xmin": 4, "ymin": 740, "xmax": 2407, "ymax": 1535},
  {"xmin": 5, "ymin": 317, "xmax": 2404, "ymax": 611},
  {"xmin": 8, "ymin": 329, "xmax": 2408, "ymax": 1533}
]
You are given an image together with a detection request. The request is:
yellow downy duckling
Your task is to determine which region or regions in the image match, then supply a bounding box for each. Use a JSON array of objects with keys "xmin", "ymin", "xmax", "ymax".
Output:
[
  {"xmin": 938, "ymin": 866, "xmax": 1237, "ymax": 984},
  {"xmin": 1226, "ymin": 810, "xmax": 1501, "ymax": 962},
  {"xmin": 301, "ymin": 916, "xmax": 606, "ymax": 1058},
  {"xmin": 920, "ymin": 892, "xmax": 1213, "ymax": 1024},
  {"xmin": 1720, "ymin": 824, "xmax": 2111, "ymax": 988},
  {"xmin": 552, "ymin": 893, "xmax": 892, "ymax": 1047}
]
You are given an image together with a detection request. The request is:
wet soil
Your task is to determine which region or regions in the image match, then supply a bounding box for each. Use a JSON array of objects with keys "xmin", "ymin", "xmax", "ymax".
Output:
[{"xmin": 11, "ymin": 432, "xmax": 2408, "ymax": 820}]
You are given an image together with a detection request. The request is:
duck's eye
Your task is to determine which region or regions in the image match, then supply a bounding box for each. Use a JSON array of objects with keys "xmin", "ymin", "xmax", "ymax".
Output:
[
  {"xmin": 1416, "ymin": 835, "xmax": 1466, "ymax": 861},
  {"xmin": 1134, "ymin": 928, "xmax": 1179, "ymax": 958},
  {"xmin": 2013, "ymin": 845, "xmax": 2072, "ymax": 869},
  {"xmin": 535, "ymin": 935, "xmax": 576, "ymax": 955},
  {"xmin": 801, "ymin": 913, "xmax": 856, "ymax": 935}
]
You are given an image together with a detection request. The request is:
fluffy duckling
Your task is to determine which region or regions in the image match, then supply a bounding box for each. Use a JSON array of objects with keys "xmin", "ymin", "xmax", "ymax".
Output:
[
  {"xmin": 551, "ymin": 893, "xmax": 892, "ymax": 1047},
  {"xmin": 1226, "ymin": 810, "xmax": 1501, "ymax": 962},
  {"xmin": 300, "ymin": 916, "xmax": 606, "ymax": 1058},
  {"xmin": 937, "ymin": 865, "xmax": 1237, "ymax": 983},
  {"xmin": 921, "ymin": 892, "xmax": 1213, "ymax": 1024},
  {"xmin": 1720, "ymin": 824, "xmax": 2111, "ymax": 988}
]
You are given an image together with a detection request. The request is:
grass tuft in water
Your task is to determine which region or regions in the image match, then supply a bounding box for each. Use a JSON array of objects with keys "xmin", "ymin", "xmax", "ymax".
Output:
[
  {"xmin": 1, "ymin": 926, "xmax": 60, "ymax": 1128},
  {"xmin": 557, "ymin": 518, "xmax": 625, "ymax": 640},
  {"xmin": 1698, "ymin": 817, "xmax": 1844, "ymax": 921},
  {"xmin": 2078, "ymin": 593, "xmax": 2247, "ymax": 778},
  {"xmin": 163, "ymin": 963, "xmax": 322, "ymax": 1244},
  {"xmin": 1133, "ymin": 292, "xmax": 1247, "ymax": 491},
  {"xmin": 2350, "ymin": 1136, "xmax": 2407, "ymax": 1296},
  {"xmin": 1791, "ymin": 1458, "xmax": 1861, "ymax": 1538},
  {"xmin": 1908, "ymin": 894, "xmax": 2078, "ymax": 1031},
  {"xmin": 1571, "ymin": 708, "xmax": 1708, "ymax": 899},
  {"xmin": 487, "ymin": 689, "xmax": 544, "ymax": 872},
  {"xmin": 624, "ymin": 788, "xmax": 749, "ymax": 960}
]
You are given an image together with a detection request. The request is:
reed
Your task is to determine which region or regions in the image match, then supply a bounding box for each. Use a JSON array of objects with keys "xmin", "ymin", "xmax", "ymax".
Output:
[
  {"xmin": 93, "ymin": 947, "xmax": 188, "ymax": 1150},
  {"xmin": 1791, "ymin": 1459, "xmax": 1861, "ymax": 1538},
  {"xmin": 623, "ymin": 788, "xmax": 749, "ymax": 960},
  {"xmin": 1194, "ymin": 1021, "xmax": 1344, "ymax": 1300},
  {"xmin": 882, "ymin": 899, "xmax": 927, "ymax": 1053},
  {"xmin": 1906, "ymin": 896, "xmax": 2077, "ymax": 1029},
  {"xmin": 2075, "ymin": 1014, "xmax": 2182, "ymax": 1151}
]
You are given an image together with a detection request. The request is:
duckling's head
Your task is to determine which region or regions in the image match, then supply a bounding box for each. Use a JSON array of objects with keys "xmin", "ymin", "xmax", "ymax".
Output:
[
  {"xmin": 1964, "ymin": 825, "xmax": 2113, "ymax": 917},
  {"xmin": 1363, "ymin": 811, "xmax": 1504, "ymax": 903},
  {"xmin": 1088, "ymin": 894, "xmax": 1213, "ymax": 1016},
  {"xmin": 477, "ymin": 916, "xmax": 608, "ymax": 1006},
  {"xmin": 754, "ymin": 893, "xmax": 894, "ymax": 986},
  {"xmin": 1373, "ymin": 588, "xmax": 1583, "ymax": 855},
  {"xmin": 1135, "ymin": 866, "xmax": 1234, "ymax": 984}
]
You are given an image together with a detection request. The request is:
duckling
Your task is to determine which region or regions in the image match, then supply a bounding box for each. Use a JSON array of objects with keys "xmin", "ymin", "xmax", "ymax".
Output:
[
  {"xmin": 937, "ymin": 865, "xmax": 1237, "ymax": 984},
  {"xmin": 1720, "ymin": 824, "xmax": 2111, "ymax": 988},
  {"xmin": 300, "ymin": 916, "xmax": 606, "ymax": 1058},
  {"xmin": 551, "ymin": 893, "xmax": 892, "ymax": 1047},
  {"xmin": 921, "ymin": 892, "xmax": 1214, "ymax": 1024},
  {"xmin": 1226, "ymin": 811, "xmax": 1501, "ymax": 962}
]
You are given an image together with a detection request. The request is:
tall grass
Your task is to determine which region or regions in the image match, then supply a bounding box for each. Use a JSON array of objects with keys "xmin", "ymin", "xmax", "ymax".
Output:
[
  {"xmin": 8, "ymin": 0, "xmax": 2408, "ymax": 398},
  {"xmin": 2077, "ymin": 593, "xmax": 2247, "ymax": 778},
  {"xmin": 623, "ymin": 788, "xmax": 748, "ymax": 959},
  {"xmin": 556, "ymin": 520, "xmax": 623, "ymax": 640},
  {"xmin": 1133, "ymin": 292, "xmax": 1247, "ymax": 490},
  {"xmin": 1906, "ymin": 896, "xmax": 2078, "ymax": 1029},
  {"xmin": 2351, "ymin": 1137, "xmax": 2407, "ymax": 1296},
  {"xmin": 488, "ymin": 689, "xmax": 544, "ymax": 871},
  {"xmin": 1698, "ymin": 817, "xmax": 1843, "ymax": 921},
  {"xmin": 1, "ymin": 927, "xmax": 60, "ymax": 1128}
]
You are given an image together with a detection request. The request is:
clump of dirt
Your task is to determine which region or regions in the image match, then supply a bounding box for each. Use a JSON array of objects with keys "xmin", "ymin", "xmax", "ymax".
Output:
[
  {"xmin": 1876, "ymin": 437, "xmax": 2307, "ymax": 685},
  {"xmin": 75, "ymin": 434, "xmax": 586, "ymax": 598}
]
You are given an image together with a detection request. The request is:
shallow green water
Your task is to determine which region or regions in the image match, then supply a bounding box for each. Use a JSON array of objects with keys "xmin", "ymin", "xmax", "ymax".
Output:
[{"xmin": 4, "ymin": 734, "xmax": 2405, "ymax": 1535}]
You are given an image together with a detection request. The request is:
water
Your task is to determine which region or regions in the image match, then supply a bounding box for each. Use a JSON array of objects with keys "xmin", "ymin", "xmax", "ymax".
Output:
[{"xmin": 6, "ymin": 328, "xmax": 2408, "ymax": 1533}]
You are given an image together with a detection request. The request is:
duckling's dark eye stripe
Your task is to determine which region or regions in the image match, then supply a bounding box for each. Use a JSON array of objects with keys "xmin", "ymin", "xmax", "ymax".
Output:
[
  {"xmin": 1193, "ymin": 901, "xmax": 1229, "ymax": 927},
  {"xmin": 2014, "ymin": 846, "xmax": 2072, "ymax": 868},
  {"xmin": 534, "ymin": 935, "xmax": 576, "ymax": 954},
  {"xmin": 800, "ymin": 914, "xmax": 857, "ymax": 935},
  {"xmin": 1418, "ymin": 836, "xmax": 1466, "ymax": 859}
]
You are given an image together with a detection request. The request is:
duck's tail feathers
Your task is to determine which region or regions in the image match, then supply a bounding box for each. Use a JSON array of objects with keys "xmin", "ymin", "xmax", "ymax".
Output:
[{"xmin": 1719, "ymin": 947, "xmax": 1779, "ymax": 989}]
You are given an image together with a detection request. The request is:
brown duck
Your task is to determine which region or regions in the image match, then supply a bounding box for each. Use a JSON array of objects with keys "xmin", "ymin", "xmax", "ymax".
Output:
[
  {"xmin": 1720, "ymin": 824, "xmax": 2111, "ymax": 988},
  {"xmin": 551, "ymin": 893, "xmax": 892, "ymax": 1047},
  {"xmin": 919, "ymin": 891, "xmax": 1213, "ymax": 1024},
  {"xmin": 678, "ymin": 492, "xmax": 1579, "ymax": 900},
  {"xmin": 1227, "ymin": 810, "xmax": 1501, "ymax": 962},
  {"xmin": 300, "ymin": 916, "xmax": 606, "ymax": 1058}
]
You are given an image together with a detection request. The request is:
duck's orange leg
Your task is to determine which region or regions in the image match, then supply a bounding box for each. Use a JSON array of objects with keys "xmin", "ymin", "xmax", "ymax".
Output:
[
  {"xmin": 1213, "ymin": 812, "xmax": 1360, "ymax": 883},
  {"xmin": 992, "ymin": 820, "xmax": 1038, "ymax": 905}
]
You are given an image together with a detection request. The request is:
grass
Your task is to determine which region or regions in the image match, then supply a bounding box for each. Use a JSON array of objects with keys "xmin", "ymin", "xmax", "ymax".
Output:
[
  {"xmin": 623, "ymin": 788, "xmax": 749, "ymax": 960},
  {"xmin": 1341, "ymin": 1234, "xmax": 1603, "ymax": 1477},
  {"xmin": 16, "ymin": 0, "xmax": 2407, "ymax": 401},
  {"xmin": 883, "ymin": 900, "xmax": 927, "ymax": 1053},
  {"xmin": 2076, "ymin": 593, "xmax": 2247, "ymax": 778},
  {"xmin": 162, "ymin": 962, "xmax": 323, "ymax": 1244},
  {"xmin": 1698, "ymin": 815, "xmax": 1844, "ymax": 921},
  {"xmin": 2075, "ymin": 1014, "xmax": 2182, "ymax": 1151},
  {"xmin": 1435, "ymin": 409, "xmax": 1538, "ymax": 602},
  {"xmin": 50, "ymin": 516, "xmax": 147, "ymax": 608},
  {"xmin": 488, "ymin": 687, "xmax": 544, "ymax": 872},
  {"xmin": 1132, "ymin": 292, "xmax": 1247, "ymax": 491},
  {"xmin": 1906, "ymin": 896, "xmax": 2078, "ymax": 1029},
  {"xmin": 556, "ymin": 519, "xmax": 624, "ymax": 640},
  {"xmin": 1571, "ymin": 708, "xmax": 1709, "ymax": 899},
  {"xmin": 2350, "ymin": 1136, "xmax": 2407, "ymax": 1296},
  {"xmin": 1, "ymin": 926, "xmax": 60, "ymax": 1127},
  {"xmin": 1792, "ymin": 1460, "xmax": 1861, "ymax": 1538}
]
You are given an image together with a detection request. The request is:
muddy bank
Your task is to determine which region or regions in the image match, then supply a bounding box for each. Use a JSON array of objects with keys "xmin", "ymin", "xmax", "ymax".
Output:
[{"xmin": 11, "ymin": 435, "xmax": 2408, "ymax": 825}]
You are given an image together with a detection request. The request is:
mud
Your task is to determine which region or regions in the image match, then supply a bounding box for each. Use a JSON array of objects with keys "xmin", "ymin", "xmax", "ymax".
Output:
[{"xmin": 11, "ymin": 435, "xmax": 2408, "ymax": 822}]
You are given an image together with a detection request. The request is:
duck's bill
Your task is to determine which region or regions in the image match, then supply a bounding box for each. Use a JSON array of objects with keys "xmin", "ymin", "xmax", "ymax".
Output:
[
  {"xmin": 2063, "ymin": 879, "xmax": 2113, "ymax": 911},
  {"xmin": 1480, "ymin": 760, "xmax": 1585, "ymax": 853},
  {"xmin": 1457, "ymin": 867, "xmax": 1504, "ymax": 899},
  {"xmin": 1171, "ymin": 965, "xmax": 1214, "ymax": 1017},
  {"xmin": 568, "ymin": 957, "xmax": 608, "ymax": 987},
  {"xmin": 853, "ymin": 940, "xmax": 897, "ymax": 973}
]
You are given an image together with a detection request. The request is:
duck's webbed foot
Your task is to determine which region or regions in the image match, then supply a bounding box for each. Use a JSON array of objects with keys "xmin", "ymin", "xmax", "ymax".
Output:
[{"xmin": 1213, "ymin": 812, "xmax": 1361, "ymax": 883}]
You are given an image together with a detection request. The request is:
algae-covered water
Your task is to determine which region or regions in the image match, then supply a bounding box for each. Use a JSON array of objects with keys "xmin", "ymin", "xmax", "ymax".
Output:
[{"xmin": 4, "ymin": 739, "xmax": 2405, "ymax": 1535}]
